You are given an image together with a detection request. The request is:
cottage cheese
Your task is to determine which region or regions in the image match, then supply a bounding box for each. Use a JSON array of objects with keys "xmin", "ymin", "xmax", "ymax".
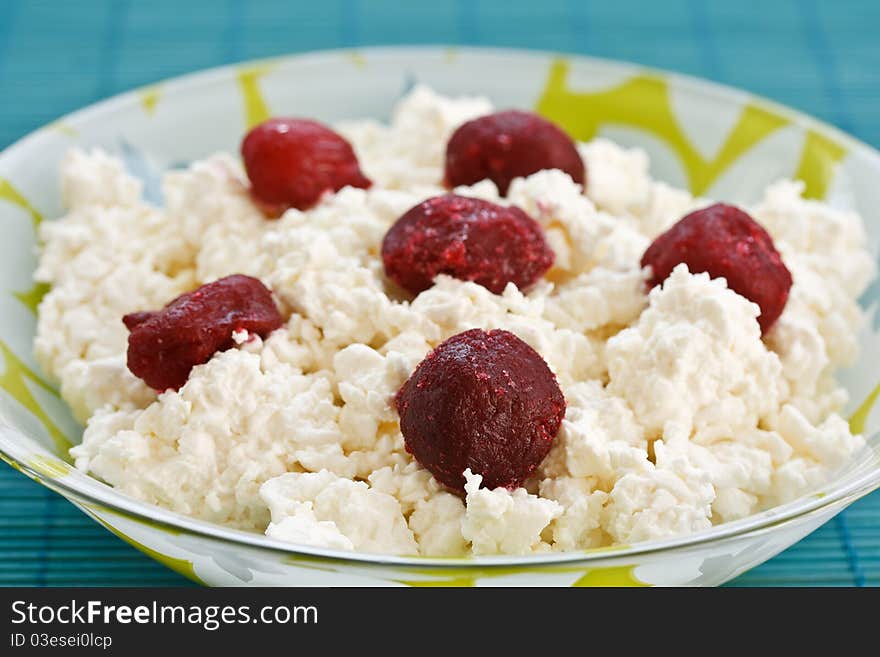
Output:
[{"xmin": 39, "ymin": 86, "xmax": 873, "ymax": 556}]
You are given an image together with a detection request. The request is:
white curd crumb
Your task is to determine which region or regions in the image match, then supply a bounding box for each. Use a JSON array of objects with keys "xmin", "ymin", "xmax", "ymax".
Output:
[
  {"xmin": 60, "ymin": 148, "xmax": 143, "ymax": 209},
  {"xmin": 606, "ymin": 264, "xmax": 784, "ymax": 440},
  {"xmin": 461, "ymin": 469, "xmax": 562, "ymax": 555},
  {"xmin": 260, "ymin": 470, "xmax": 417, "ymax": 555}
]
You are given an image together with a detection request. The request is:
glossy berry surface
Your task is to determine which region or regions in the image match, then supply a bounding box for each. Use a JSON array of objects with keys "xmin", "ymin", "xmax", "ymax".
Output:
[
  {"xmin": 444, "ymin": 110, "xmax": 585, "ymax": 195},
  {"xmin": 395, "ymin": 328, "xmax": 566, "ymax": 492},
  {"xmin": 241, "ymin": 118, "xmax": 371, "ymax": 211},
  {"xmin": 381, "ymin": 194, "xmax": 554, "ymax": 295},
  {"xmin": 641, "ymin": 203, "xmax": 792, "ymax": 334}
]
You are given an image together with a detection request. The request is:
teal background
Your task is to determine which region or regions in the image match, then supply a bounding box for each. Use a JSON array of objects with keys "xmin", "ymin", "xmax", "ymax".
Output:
[{"xmin": 0, "ymin": 0, "xmax": 878, "ymax": 586}]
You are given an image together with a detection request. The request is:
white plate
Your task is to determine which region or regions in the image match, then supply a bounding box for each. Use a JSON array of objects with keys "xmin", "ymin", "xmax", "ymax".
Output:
[{"xmin": 1, "ymin": 46, "xmax": 878, "ymax": 586}]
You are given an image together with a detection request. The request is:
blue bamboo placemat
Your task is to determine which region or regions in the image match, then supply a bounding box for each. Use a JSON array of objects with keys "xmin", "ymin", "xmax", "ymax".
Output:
[{"xmin": 0, "ymin": 0, "xmax": 878, "ymax": 586}]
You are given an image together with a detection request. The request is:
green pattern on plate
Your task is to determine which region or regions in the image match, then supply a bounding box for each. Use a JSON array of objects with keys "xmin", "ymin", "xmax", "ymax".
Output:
[
  {"xmin": 851, "ymin": 382, "xmax": 880, "ymax": 435},
  {"xmin": 344, "ymin": 51, "xmax": 368, "ymax": 69},
  {"xmin": 536, "ymin": 59, "xmax": 790, "ymax": 196},
  {"xmin": 397, "ymin": 560, "xmax": 646, "ymax": 587},
  {"xmin": 572, "ymin": 565, "xmax": 646, "ymax": 587},
  {"xmin": 0, "ymin": 339, "xmax": 71, "ymax": 453},
  {"xmin": 396, "ymin": 574, "xmax": 478, "ymax": 587},
  {"xmin": 27, "ymin": 454, "xmax": 72, "ymax": 478},
  {"xmin": 13, "ymin": 281, "xmax": 50, "ymax": 315},
  {"xmin": 139, "ymin": 86, "xmax": 162, "ymax": 115},
  {"xmin": 0, "ymin": 177, "xmax": 43, "ymax": 228},
  {"xmin": 0, "ymin": 451, "xmax": 24, "ymax": 474},
  {"xmin": 47, "ymin": 122, "xmax": 78, "ymax": 138},
  {"xmin": 794, "ymin": 129, "xmax": 848, "ymax": 199},
  {"xmin": 237, "ymin": 65, "xmax": 273, "ymax": 129},
  {"xmin": 88, "ymin": 511, "xmax": 206, "ymax": 586}
]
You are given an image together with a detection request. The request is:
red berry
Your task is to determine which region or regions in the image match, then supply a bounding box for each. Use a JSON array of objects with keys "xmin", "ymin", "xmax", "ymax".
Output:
[
  {"xmin": 241, "ymin": 118, "xmax": 371, "ymax": 211},
  {"xmin": 395, "ymin": 328, "xmax": 566, "ymax": 492},
  {"xmin": 381, "ymin": 194, "xmax": 554, "ymax": 295},
  {"xmin": 121, "ymin": 311, "xmax": 156, "ymax": 330},
  {"xmin": 641, "ymin": 203, "xmax": 792, "ymax": 334},
  {"xmin": 444, "ymin": 110, "xmax": 586, "ymax": 195},
  {"xmin": 124, "ymin": 275, "xmax": 284, "ymax": 391}
]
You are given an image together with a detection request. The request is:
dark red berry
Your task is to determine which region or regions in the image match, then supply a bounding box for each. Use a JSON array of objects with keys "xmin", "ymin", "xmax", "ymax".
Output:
[
  {"xmin": 124, "ymin": 275, "xmax": 283, "ymax": 391},
  {"xmin": 241, "ymin": 118, "xmax": 371, "ymax": 211},
  {"xmin": 381, "ymin": 194, "xmax": 554, "ymax": 295},
  {"xmin": 395, "ymin": 328, "xmax": 566, "ymax": 492},
  {"xmin": 122, "ymin": 311, "xmax": 156, "ymax": 330},
  {"xmin": 641, "ymin": 203, "xmax": 792, "ymax": 334},
  {"xmin": 444, "ymin": 110, "xmax": 586, "ymax": 195}
]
